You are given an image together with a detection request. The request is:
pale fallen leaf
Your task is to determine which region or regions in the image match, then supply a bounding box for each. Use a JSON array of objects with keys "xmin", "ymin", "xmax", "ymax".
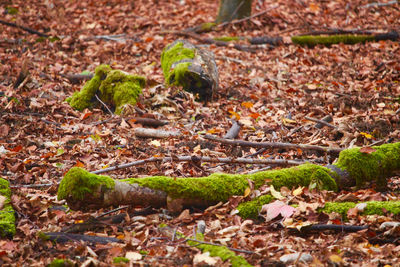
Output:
[
  {"xmin": 193, "ymin": 252, "xmax": 219, "ymax": 266},
  {"xmin": 292, "ymin": 186, "xmax": 304, "ymax": 196},
  {"xmin": 125, "ymin": 251, "xmax": 142, "ymax": 261},
  {"xmin": 149, "ymin": 140, "xmax": 161, "ymax": 147},
  {"xmin": 243, "ymin": 187, "xmax": 251, "ymax": 198},
  {"xmin": 270, "ymin": 185, "xmax": 284, "ymax": 200},
  {"xmin": 0, "ymin": 195, "xmax": 6, "ymax": 209}
]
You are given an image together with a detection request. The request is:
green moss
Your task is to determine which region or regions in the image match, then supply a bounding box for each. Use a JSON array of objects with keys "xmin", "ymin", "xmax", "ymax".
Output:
[
  {"xmin": 122, "ymin": 164, "xmax": 337, "ymax": 203},
  {"xmin": 252, "ymin": 163, "xmax": 338, "ymax": 191},
  {"xmin": 0, "ymin": 178, "xmax": 16, "ymax": 237},
  {"xmin": 47, "ymin": 259, "xmax": 74, "ymax": 267},
  {"xmin": 99, "ymin": 69, "xmax": 145, "ymax": 114},
  {"xmin": 67, "ymin": 64, "xmax": 145, "ymax": 114},
  {"xmin": 188, "ymin": 233, "xmax": 252, "ymax": 267},
  {"xmin": 123, "ymin": 173, "xmax": 250, "ymax": 203},
  {"xmin": 334, "ymin": 143, "xmax": 400, "ymax": 188},
  {"xmin": 237, "ymin": 194, "xmax": 274, "ymax": 219},
  {"xmin": 161, "ymin": 41, "xmax": 195, "ymax": 87},
  {"xmin": 57, "ymin": 167, "xmax": 115, "ymax": 201},
  {"xmin": 291, "ymin": 34, "xmax": 375, "ymax": 46},
  {"xmin": 213, "ymin": 36, "xmax": 241, "ymax": 42},
  {"xmin": 200, "ymin": 22, "xmax": 216, "ymax": 32},
  {"xmin": 113, "ymin": 257, "xmax": 129, "ymax": 264},
  {"xmin": 321, "ymin": 201, "xmax": 400, "ymax": 220}
]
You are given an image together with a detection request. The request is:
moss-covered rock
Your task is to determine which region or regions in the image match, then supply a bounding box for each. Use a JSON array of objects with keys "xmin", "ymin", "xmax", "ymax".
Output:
[
  {"xmin": 291, "ymin": 34, "xmax": 375, "ymax": 46},
  {"xmin": 57, "ymin": 167, "xmax": 115, "ymax": 201},
  {"xmin": 66, "ymin": 64, "xmax": 145, "ymax": 114},
  {"xmin": 0, "ymin": 178, "xmax": 16, "ymax": 238}
]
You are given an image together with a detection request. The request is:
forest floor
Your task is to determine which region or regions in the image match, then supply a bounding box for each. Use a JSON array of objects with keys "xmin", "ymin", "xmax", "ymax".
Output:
[{"xmin": 1, "ymin": 0, "xmax": 400, "ymax": 266}]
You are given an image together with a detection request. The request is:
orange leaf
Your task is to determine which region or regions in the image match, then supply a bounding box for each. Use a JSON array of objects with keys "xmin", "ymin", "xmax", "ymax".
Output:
[
  {"xmin": 309, "ymin": 3, "xmax": 320, "ymax": 12},
  {"xmin": 74, "ymin": 160, "xmax": 85, "ymax": 168},
  {"xmin": 10, "ymin": 145, "xmax": 23, "ymax": 152},
  {"xmin": 81, "ymin": 111, "xmax": 93, "ymax": 120},
  {"xmin": 241, "ymin": 102, "xmax": 253, "ymax": 108},
  {"xmin": 250, "ymin": 112, "xmax": 260, "ymax": 119},
  {"xmin": 229, "ymin": 110, "xmax": 240, "ymax": 120},
  {"xmin": 360, "ymin": 147, "xmax": 376, "ymax": 154}
]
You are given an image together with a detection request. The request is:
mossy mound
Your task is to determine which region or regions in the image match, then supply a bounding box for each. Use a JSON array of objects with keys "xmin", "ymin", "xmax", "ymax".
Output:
[
  {"xmin": 237, "ymin": 194, "xmax": 274, "ymax": 219},
  {"xmin": 0, "ymin": 178, "xmax": 16, "ymax": 238},
  {"xmin": 188, "ymin": 233, "xmax": 252, "ymax": 267},
  {"xmin": 57, "ymin": 167, "xmax": 115, "ymax": 201},
  {"xmin": 66, "ymin": 64, "xmax": 145, "ymax": 114}
]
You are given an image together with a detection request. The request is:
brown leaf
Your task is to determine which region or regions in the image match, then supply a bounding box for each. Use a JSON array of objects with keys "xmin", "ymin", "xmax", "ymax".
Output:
[{"xmin": 360, "ymin": 147, "xmax": 376, "ymax": 154}]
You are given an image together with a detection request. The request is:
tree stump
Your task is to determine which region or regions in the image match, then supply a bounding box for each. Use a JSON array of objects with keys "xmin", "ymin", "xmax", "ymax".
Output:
[{"xmin": 161, "ymin": 40, "xmax": 218, "ymax": 103}]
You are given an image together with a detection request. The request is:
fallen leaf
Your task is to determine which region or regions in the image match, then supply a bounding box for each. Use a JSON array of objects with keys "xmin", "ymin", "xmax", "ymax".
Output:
[{"xmin": 360, "ymin": 147, "xmax": 376, "ymax": 154}]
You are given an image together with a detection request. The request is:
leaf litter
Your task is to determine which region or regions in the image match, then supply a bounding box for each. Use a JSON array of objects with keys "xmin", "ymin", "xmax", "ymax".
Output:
[{"xmin": 0, "ymin": 0, "xmax": 400, "ymax": 265}]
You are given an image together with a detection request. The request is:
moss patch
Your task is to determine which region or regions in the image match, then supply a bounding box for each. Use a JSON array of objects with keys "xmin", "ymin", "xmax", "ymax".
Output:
[
  {"xmin": 321, "ymin": 201, "xmax": 400, "ymax": 219},
  {"xmin": 113, "ymin": 257, "xmax": 129, "ymax": 264},
  {"xmin": 66, "ymin": 64, "xmax": 145, "ymax": 114},
  {"xmin": 188, "ymin": 233, "xmax": 252, "ymax": 267},
  {"xmin": 0, "ymin": 178, "xmax": 16, "ymax": 238},
  {"xmin": 161, "ymin": 41, "xmax": 195, "ymax": 87},
  {"xmin": 237, "ymin": 194, "xmax": 274, "ymax": 219},
  {"xmin": 57, "ymin": 167, "xmax": 115, "ymax": 201},
  {"xmin": 213, "ymin": 36, "xmax": 241, "ymax": 42},
  {"xmin": 291, "ymin": 34, "xmax": 375, "ymax": 46},
  {"xmin": 47, "ymin": 259, "xmax": 74, "ymax": 267},
  {"xmin": 334, "ymin": 143, "xmax": 400, "ymax": 188}
]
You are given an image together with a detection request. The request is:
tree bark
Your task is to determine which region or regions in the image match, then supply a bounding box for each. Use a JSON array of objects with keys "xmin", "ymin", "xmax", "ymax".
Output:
[{"xmin": 216, "ymin": 0, "xmax": 253, "ymax": 24}]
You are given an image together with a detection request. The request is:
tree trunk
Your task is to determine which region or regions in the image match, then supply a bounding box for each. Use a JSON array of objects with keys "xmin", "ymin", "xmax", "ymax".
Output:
[{"xmin": 216, "ymin": 0, "xmax": 253, "ymax": 24}]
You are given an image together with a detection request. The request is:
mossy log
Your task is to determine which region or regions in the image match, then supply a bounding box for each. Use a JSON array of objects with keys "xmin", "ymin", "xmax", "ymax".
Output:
[
  {"xmin": 66, "ymin": 65, "xmax": 145, "ymax": 115},
  {"xmin": 57, "ymin": 143, "xmax": 400, "ymax": 212},
  {"xmin": 0, "ymin": 178, "xmax": 16, "ymax": 238},
  {"xmin": 291, "ymin": 31, "xmax": 399, "ymax": 46},
  {"xmin": 161, "ymin": 40, "xmax": 218, "ymax": 102}
]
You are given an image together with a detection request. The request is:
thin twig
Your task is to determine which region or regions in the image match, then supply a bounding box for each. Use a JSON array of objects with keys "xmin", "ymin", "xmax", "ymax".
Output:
[
  {"xmin": 304, "ymin": 116, "xmax": 337, "ymax": 129},
  {"xmin": 95, "ymin": 94, "xmax": 114, "ymax": 116},
  {"xmin": 203, "ymin": 134, "xmax": 343, "ymax": 155},
  {"xmin": 96, "ymin": 206, "xmax": 129, "ymax": 219},
  {"xmin": 9, "ymin": 183, "xmax": 55, "ymax": 188},
  {"xmin": 0, "ymin": 19, "xmax": 49, "ymax": 37},
  {"xmin": 91, "ymin": 155, "xmax": 303, "ymax": 174},
  {"xmin": 361, "ymin": 0, "xmax": 398, "ymax": 8}
]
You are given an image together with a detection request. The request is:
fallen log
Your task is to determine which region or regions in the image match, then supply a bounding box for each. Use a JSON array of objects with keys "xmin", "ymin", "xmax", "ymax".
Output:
[{"xmin": 57, "ymin": 143, "xmax": 400, "ymax": 212}]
